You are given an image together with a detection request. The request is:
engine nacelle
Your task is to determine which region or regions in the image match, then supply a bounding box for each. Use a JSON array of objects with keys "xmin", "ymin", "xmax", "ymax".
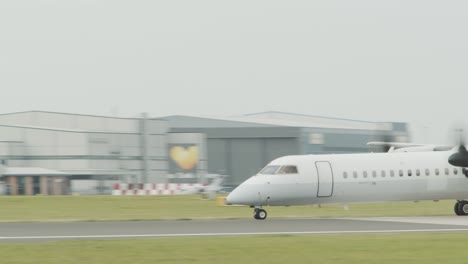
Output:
[{"xmin": 449, "ymin": 151, "xmax": 468, "ymax": 167}]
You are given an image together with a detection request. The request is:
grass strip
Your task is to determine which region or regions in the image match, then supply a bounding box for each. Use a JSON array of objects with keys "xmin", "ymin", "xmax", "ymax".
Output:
[
  {"xmin": 1, "ymin": 233, "xmax": 468, "ymax": 264},
  {"xmin": 0, "ymin": 195, "xmax": 455, "ymax": 222}
]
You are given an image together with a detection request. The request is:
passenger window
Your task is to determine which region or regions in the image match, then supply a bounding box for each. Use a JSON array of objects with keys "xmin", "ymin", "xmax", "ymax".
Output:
[
  {"xmin": 435, "ymin": 168, "xmax": 440, "ymax": 176},
  {"xmin": 363, "ymin": 171, "xmax": 368, "ymax": 178},
  {"xmin": 416, "ymin": 169, "xmax": 420, "ymax": 176},
  {"xmin": 445, "ymin": 168, "xmax": 449, "ymax": 176},
  {"xmin": 381, "ymin": 171, "xmax": 386, "ymax": 178},
  {"xmin": 407, "ymin": 170, "xmax": 412, "ymax": 177},
  {"xmin": 399, "ymin": 170, "xmax": 404, "ymax": 177},
  {"xmin": 343, "ymin": 172, "xmax": 348, "ymax": 179},
  {"xmin": 425, "ymin": 169, "xmax": 430, "ymax": 176},
  {"xmin": 353, "ymin": 171, "xmax": 358, "ymax": 179},
  {"xmin": 454, "ymin": 168, "xmax": 459, "ymax": 175},
  {"xmin": 390, "ymin": 170, "xmax": 395, "ymax": 177},
  {"xmin": 372, "ymin": 171, "xmax": 377, "ymax": 178}
]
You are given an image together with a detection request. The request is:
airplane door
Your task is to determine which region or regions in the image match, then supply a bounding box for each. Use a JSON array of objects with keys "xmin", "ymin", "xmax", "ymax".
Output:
[{"xmin": 315, "ymin": 161, "xmax": 334, "ymax": 197}]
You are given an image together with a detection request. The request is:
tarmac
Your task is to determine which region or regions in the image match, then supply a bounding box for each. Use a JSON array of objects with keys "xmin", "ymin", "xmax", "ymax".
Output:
[{"xmin": 1, "ymin": 216, "xmax": 468, "ymax": 242}]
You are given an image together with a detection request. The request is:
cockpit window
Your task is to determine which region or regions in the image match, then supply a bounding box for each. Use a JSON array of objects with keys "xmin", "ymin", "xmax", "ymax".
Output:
[
  {"xmin": 277, "ymin": 166, "xmax": 298, "ymax": 174},
  {"xmin": 259, "ymin": 165, "xmax": 280, "ymax": 174},
  {"xmin": 258, "ymin": 165, "xmax": 298, "ymax": 175}
]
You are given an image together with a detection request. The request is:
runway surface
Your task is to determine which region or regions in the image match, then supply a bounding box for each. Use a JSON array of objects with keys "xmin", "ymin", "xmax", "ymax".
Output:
[{"xmin": 1, "ymin": 216, "xmax": 468, "ymax": 242}]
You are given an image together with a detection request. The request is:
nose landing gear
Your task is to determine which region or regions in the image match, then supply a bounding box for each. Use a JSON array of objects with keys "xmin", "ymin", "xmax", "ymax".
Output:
[
  {"xmin": 253, "ymin": 208, "xmax": 267, "ymax": 220},
  {"xmin": 454, "ymin": 200, "xmax": 468, "ymax": 216}
]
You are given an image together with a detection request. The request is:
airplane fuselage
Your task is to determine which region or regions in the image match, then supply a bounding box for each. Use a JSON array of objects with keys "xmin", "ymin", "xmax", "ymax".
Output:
[{"xmin": 227, "ymin": 151, "xmax": 468, "ymax": 208}]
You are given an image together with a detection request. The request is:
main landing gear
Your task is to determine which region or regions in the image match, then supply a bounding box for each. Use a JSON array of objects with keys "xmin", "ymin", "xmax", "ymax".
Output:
[
  {"xmin": 253, "ymin": 207, "xmax": 267, "ymax": 220},
  {"xmin": 454, "ymin": 200, "xmax": 468, "ymax": 216}
]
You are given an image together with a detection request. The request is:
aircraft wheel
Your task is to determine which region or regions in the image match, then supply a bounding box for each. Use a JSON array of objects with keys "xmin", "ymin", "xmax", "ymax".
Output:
[
  {"xmin": 254, "ymin": 209, "xmax": 267, "ymax": 220},
  {"xmin": 455, "ymin": 202, "xmax": 462, "ymax": 216},
  {"xmin": 253, "ymin": 208, "xmax": 260, "ymax": 219},
  {"xmin": 458, "ymin": 201, "xmax": 468, "ymax": 216}
]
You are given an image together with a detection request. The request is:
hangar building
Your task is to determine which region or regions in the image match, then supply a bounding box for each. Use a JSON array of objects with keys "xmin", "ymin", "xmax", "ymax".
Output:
[
  {"xmin": 0, "ymin": 111, "xmax": 409, "ymax": 194},
  {"xmin": 0, "ymin": 111, "xmax": 206, "ymax": 194},
  {"xmin": 164, "ymin": 111, "xmax": 410, "ymax": 186}
]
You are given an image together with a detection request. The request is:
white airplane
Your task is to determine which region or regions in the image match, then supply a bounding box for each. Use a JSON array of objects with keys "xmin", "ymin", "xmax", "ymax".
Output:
[
  {"xmin": 177, "ymin": 176, "xmax": 225, "ymax": 197},
  {"xmin": 226, "ymin": 141, "xmax": 468, "ymax": 220}
]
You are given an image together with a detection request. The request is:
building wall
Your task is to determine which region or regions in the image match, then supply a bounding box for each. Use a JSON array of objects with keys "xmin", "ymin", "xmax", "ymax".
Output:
[
  {"xmin": 304, "ymin": 127, "xmax": 410, "ymax": 154},
  {"xmin": 0, "ymin": 117, "xmax": 171, "ymax": 184},
  {"xmin": 0, "ymin": 127, "xmax": 90, "ymax": 169},
  {"xmin": 3, "ymin": 175, "xmax": 69, "ymax": 196},
  {"xmin": 169, "ymin": 127, "xmax": 303, "ymax": 186},
  {"xmin": 0, "ymin": 125, "xmax": 23, "ymax": 142},
  {"xmin": 167, "ymin": 133, "xmax": 206, "ymax": 183},
  {"xmin": 0, "ymin": 112, "xmax": 411, "ymax": 190},
  {"xmin": 168, "ymin": 117, "xmax": 411, "ymax": 186},
  {"xmin": 206, "ymin": 137, "xmax": 300, "ymax": 185},
  {"xmin": 146, "ymin": 118, "xmax": 169, "ymax": 183},
  {"xmin": 0, "ymin": 111, "xmax": 140, "ymax": 132}
]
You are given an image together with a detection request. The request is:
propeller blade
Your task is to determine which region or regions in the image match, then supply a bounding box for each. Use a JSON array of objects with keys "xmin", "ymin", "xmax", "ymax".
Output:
[{"xmin": 449, "ymin": 128, "xmax": 468, "ymax": 167}]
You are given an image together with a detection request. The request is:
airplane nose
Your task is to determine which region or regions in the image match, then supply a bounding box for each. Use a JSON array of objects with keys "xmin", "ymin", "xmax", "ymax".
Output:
[
  {"xmin": 226, "ymin": 188, "xmax": 242, "ymax": 205},
  {"xmin": 226, "ymin": 182, "xmax": 261, "ymax": 205}
]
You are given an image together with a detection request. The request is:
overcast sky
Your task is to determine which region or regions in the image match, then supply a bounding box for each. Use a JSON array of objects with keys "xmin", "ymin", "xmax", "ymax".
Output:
[{"xmin": 1, "ymin": 1, "xmax": 467, "ymax": 144}]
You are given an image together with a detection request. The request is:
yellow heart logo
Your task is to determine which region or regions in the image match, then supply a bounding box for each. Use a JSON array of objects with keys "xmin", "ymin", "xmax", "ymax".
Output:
[{"xmin": 170, "ymin": 146, "xmax": 199, "ymax": 170}]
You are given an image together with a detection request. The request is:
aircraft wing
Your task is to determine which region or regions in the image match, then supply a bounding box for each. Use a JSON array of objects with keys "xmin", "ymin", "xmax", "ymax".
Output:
[
  {"xmin": 367, "ymin": 142, "xmax": 453, "ymax": 152},
  {"xmin": 367, "ymin": 142, "xmax": 427, "ymax": 149}
]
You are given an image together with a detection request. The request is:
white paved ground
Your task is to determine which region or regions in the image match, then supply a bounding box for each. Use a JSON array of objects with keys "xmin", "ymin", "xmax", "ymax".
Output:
[{"xmin": 353, "ymin": 216, "xmax": 468, "ymax": 226}]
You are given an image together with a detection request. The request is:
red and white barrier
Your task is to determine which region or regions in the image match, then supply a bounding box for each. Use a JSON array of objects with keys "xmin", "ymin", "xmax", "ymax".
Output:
[{"xmin": 112, "ymin": 183, "xmax": 208, "ymax": 195}]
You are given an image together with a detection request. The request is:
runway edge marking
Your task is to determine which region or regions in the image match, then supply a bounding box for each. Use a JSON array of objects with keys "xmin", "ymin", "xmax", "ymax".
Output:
[{"xmin": 2, "ymin": 229, "xmax": 468, "ymax": 240}]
